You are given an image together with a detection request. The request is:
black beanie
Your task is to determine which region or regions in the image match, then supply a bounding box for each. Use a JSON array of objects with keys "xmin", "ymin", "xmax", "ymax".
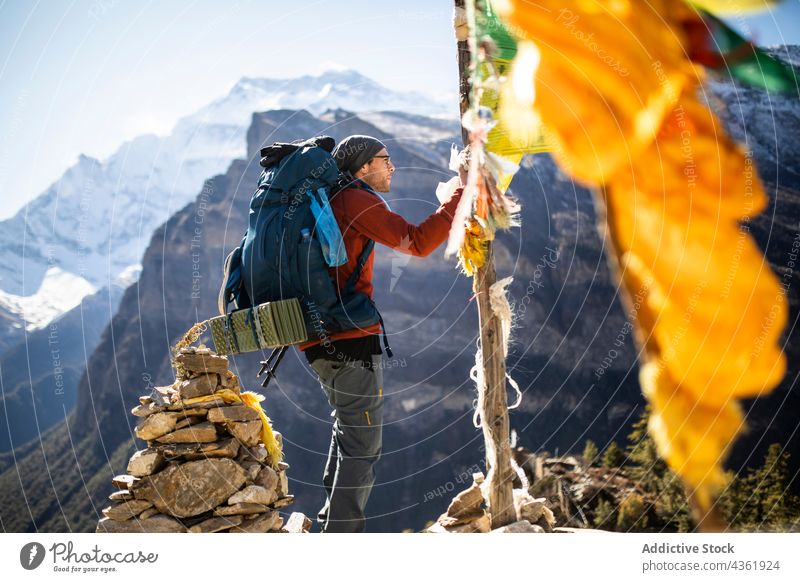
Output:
[{"xmin": 332, "ymin": 135, "xmax": 387, "ymax": 176}]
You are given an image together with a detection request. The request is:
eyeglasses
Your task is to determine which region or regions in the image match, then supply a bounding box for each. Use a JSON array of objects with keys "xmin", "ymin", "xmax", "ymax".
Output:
[{"xmin": 372, "ymin": 155, "xmax": 392, "ymax": 167}]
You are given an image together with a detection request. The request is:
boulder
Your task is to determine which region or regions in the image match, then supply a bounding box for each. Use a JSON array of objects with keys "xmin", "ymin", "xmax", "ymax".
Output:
[
  {"xmin": 177, "ymin": 374, "xmax": 219, "ymax": 400},
  {"xmin": 228, "ymin": 485, "xmax": 273, "ymax": 505},
  {"xmin": 230, "ymin": 510, "xmax": 282, "ymax": 533},
  {"xmin": 208, "ymin": 404, "xmax": 260, "ymax": 423},
  {"xmin": 284, "ymin": 512, "xmax": 312, "ymax": 533},
  {"xmin": 96, "ymin": 515, "xmax": 186, "ymax": 533},
  {"xmin": 131, "ymin": 458, "xmax": 247, "ymax": 518},
  {"xmin": 127, "ymin": 449, "xmax": 166, "ymax": 477},
  {"xmin": 446, "ymin": 483, "xmax": 485, "ymax": 518},
  {"xmin": 101, "ymin": 499, "xmax": 154, "ymax": 521},
  {"xmin": 111, "ymin": 475, "xmax": 139, "ymax": 490},
  {"xmin": 158, "ymin": 438, "xmax": 239, "ymax": 461},
  {"xmin": 154, "ymin": 422, "xmax": 217, "ymax": 444},
  {"xmin": 174, "ymin": 352, "xmax": 229, "ymax": 375},
  {"xmin": 215, "ymin": 503, "xmax": 269, "ymax": 516},
  {"xmin": 226, "ymin": 420, "xmax": 262, "ymax": 447},
  {"xmin": 134, "ymin": 412, "xmax": 178, "ymax": 441},
  {"xmin": 188, "ymin": 515, "xmax": 243, "ymax": 533}
]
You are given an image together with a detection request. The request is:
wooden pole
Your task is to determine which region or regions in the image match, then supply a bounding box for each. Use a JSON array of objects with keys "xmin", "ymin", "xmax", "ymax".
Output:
[{"xmin": 454, "ymin": 0, "xmax": 516, "ymax": 529}]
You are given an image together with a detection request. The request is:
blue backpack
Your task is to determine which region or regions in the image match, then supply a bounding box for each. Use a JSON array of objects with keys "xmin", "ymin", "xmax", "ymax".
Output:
[{"xmin": 219, "ymin": 136, "xmax": 392, "ymax": 365}]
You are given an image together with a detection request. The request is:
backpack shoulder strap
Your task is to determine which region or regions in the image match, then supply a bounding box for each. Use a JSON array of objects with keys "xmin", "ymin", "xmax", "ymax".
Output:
[{"xmin": 342, "ymin": 239, "xmax": 374, "ymax": 295}]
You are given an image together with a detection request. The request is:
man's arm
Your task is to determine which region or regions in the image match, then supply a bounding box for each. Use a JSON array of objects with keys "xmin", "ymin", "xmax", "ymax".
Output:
[{"xmin": 340, "ymin": 187, "xmax": 464, "ymax": 257}]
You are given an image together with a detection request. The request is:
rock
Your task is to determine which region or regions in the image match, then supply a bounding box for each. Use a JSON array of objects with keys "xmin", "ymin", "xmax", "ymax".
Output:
[
  {"xmin": 131, "ymin": 402, "xmax": 165, "ymax": 418},
  {"xmin": 188, "ymin": 515, "xmax": 243, "ymax": 533},
  {"xmin": 438, "ymin": 508, "xmax": 487, "ymax": 527},
  {"xmin": 109, "ymin": 490, "xmax": 133, "ymax": 502},
  {"xmin": 539, "ymin": 505, "xmax": 556, "ymax": 529},
  {"xmin": 283, "ymin": 512, "xmax": 312, "ymax": 533},
  {"xmin": 138, "ymin": 507, "xmax": 160, "ymax": 520},
  {"xmin": 473, "ymin": 472, "xmax": 485, "ymax": 485},
  {"xmin": 208, "ymin": 404, "xmax": 261, "ymax": 423},
  {"xmin": 127, "ymin": 449, "xmax": 166, "ymax": 477},
  {"xmin": 276, "ymin": 469, "xmax": 289, "ymax": 497},
  {"xmin": 272, "ymin": 496, "xmax": 294, "ymax": 509},
  {"xmin": 242, "ymin": 462, "xmax": 261, "ymax": 481},
  {"xmin": 177, "ymin": 374, "xmax": 219, "ymax": 400},
  {"xmin": 513, "ymin": 490, "xmax": 547, "ymax": 524},
  {"xmin": 445, "ymin": 512, "xmax": 491, "ymax": 533},
  {"xmin": 244, "ymin": 445, "xmax": 268, "ymax": 463},
  {"xmin": 228, "ymin": 485, "xmax": 273, "ymax": 505},
  {"xmin": 155, "ymin": 422, "xmax": 218, "ymax": 444},
  {"xmin": 219, "ymin": 371, "xmax": 240, "ymax": 393},
  {"xmin": 168, "ymin": 396, "xmax": 225, "ymax": 411},
  {"xmin": 491, "ymin": 520, "xmax": 545, "ymax": 533},
  {"xmin": 447, "ymin": 483, "xmax": 484, "ymax": 518},
  {"xmin": 148, "ymin": 385, "xmax": 177, "ymax": 407},
  {"xmin": 158, "ymin": 438, "xmax": 240, "ymax": 461},
  {"xmin": 226, "ymin": 420, "xmax": 262, "ymax": 446},
  {"xmin": 174, "ymin": 352, "xmax": 229, "ymax": 375},
  {"xmin": 215, "ymin": 503, "xmax": 269, "ymax": 516},
  {"xmin": 254, "ymin": 467, "xmax": 280, "ymax": 502},
  {"xmin": 174, "ymin": 415, "xmax": 208, "ymax": 430},
  {"xmin": 131, "ymin": 458, "xmax": 247, "ymax": 518},
  {"xmin": 111, "ymin": 475, "xmax": 140, "ymax": 490},
  {"xmin": 277, "ymin": 460, "xmax": 289, "ymax": 471},
  {"xmin": 134, "ymin": 412, "xmax": 178, "ymax": 441},
  {"xmin": 229, "ymin": 510, "xmax": 282, "ymax": 533},
  {"xmin": 96, "ymin": 515, "xmax": 186, "ymax": 533},
  {"xmin": 101, "ymin": 499, "xmax": 154, "ymax": 521}
]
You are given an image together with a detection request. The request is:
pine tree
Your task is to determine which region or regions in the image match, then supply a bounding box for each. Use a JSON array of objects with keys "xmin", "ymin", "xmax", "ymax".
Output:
[
  {"xmin": 602, "ymin": 441, "xmax": 624, "ymax": 468},
  {"xmin": 623, "ymin": 406, "xmax": 692, "ymax": 530},
  {"xmin": 753, "ymin": 444, "xmax": 800, "ymax": 530},
  {"xmin": 583, "ymin": 439, "xmax": 599, "ymax": 466},
  {"xmin": 720, "ymin": 444, "xmax": 800, "ymax": 531}
]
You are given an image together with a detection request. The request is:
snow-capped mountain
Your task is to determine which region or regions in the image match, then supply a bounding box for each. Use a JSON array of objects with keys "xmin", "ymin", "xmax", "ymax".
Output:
[{"xmin": 0, "ymin": 70, "xmax": 456, "ymax": 339}]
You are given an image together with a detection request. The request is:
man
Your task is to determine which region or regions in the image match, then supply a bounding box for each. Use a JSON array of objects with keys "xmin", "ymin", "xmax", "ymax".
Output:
[{"xmin": 298, "ymin": 134, "xmax": 465, "ymax": 532}]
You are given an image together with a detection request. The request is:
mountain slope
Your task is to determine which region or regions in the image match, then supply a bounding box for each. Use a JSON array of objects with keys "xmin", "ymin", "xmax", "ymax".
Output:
[
  {"xmin": 0, "ymin": 70, "xmax": 453, "ymax": 340},
  {"xmin": 1, "ymin": 57, "xmax": 798, "ymax": 531}
]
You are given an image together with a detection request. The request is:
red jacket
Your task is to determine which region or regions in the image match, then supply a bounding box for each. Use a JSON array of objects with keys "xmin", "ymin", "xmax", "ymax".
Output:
[{"xmin": 298, "ymin": 183, "xmax": 464, "ymax": 350}]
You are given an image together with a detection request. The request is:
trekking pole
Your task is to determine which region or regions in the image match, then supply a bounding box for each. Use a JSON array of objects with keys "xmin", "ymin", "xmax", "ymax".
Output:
[{"xmin": 257, "ymin": 346, "xmax": 288, "ymax": 388}]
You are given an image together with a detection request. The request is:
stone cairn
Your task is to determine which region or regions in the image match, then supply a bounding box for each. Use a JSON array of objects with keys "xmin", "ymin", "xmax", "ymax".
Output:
[
  {"xmin": 97, "ymin": 346, "xmax": 311, "ymax": 533},
  {"xmin": 427, "ymin": 447, "xmax": 647, "ymax": 533},
  {"xmin": 426, "ymin": 470, "xmax": 557, "ymax": 534}
]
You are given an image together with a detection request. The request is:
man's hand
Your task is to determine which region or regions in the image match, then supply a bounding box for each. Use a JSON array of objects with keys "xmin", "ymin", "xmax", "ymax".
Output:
[{"xmin": 457, "ymin": 146, "xmax": 470, "ymax": 187}]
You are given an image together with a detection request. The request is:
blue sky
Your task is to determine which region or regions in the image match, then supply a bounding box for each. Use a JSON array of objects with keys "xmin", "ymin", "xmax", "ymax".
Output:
[{"xmin": 0, "ymin": 0, "xmax": 798, "ymax": 220}]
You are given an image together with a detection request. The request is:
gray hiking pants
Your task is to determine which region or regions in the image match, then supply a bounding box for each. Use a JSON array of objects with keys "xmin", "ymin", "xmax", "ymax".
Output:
[{"xmin": 309, "ymin": 354, "xmax": 383, "ymax": 533}]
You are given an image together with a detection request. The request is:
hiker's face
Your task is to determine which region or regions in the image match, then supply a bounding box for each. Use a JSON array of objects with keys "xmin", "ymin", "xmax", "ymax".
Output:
[{"xmin": 357, "ymin": 148, "xmax": 395, "ymax": 192}]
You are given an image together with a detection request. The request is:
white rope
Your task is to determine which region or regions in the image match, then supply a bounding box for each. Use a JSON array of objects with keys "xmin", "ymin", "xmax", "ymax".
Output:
[{"xmin": 471, "ymin": 276, "xmax": 522, "ymax": 428}]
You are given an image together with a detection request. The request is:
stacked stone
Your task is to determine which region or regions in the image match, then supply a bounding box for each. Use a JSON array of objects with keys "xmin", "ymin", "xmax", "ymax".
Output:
[
  {"xmin": 97, "ymin": 346, "xmax": 311, "ymax": 534},
  {"xmin": 426, "ymin": 471, "xmax": 556, "ymax": 534}
]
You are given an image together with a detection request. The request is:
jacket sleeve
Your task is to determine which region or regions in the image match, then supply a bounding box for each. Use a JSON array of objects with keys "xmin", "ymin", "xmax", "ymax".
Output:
[{"xmin": 340, "ymin": 187, "xmax": 464, "ymax": 257}]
